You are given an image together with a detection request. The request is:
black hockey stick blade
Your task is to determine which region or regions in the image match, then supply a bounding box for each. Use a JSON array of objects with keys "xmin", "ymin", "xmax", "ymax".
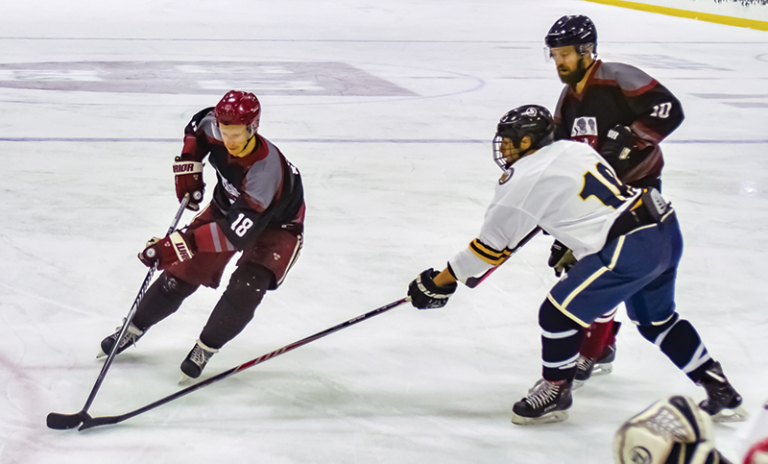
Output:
[
  {"xmin": 78, "ymin": 414, "xmax": 122, "ymax": 430},
  {"xmin": 77, "ymin": 297, "xmax": 410, "ymax": 431},
  {"xmin": 46, "ymin": 411, "xmax": 92, "ymax": 430},
  {"xmin": 465, "ymin": 227, "xmax": 541, "ymax": 288}
]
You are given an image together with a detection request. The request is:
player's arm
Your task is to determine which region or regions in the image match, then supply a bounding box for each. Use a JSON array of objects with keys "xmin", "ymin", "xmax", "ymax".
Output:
[
  {"xmin": 600, "ymin": 65, "xmax": 684, "ymax": 177},
  {"xmin": 408, "ymin": 205, "xmax": 537, "ymax": 309},
  {"xmin": 174, "ymin": 108, "xmax": 217, "ymax": 211}
]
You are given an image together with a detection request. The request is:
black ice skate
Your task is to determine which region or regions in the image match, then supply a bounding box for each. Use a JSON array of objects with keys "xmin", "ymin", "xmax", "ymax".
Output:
[
  {"xmin": 512, "ymin": 379, "xmax": 573, "ymax": 425},
  {"xmin": 698, "ymin": 361, "xmax": 748, "ymax": 423},
  {"xmin": 179, "ymin": 339, "xmax": 218, "ymax": 383},
  {"xmin": 573, "ymin": 344, "xmax": 616, "ymax": 390},
  {"xmin": 98, "ymin": 320, "xmax": 145, "ymax": 358}
]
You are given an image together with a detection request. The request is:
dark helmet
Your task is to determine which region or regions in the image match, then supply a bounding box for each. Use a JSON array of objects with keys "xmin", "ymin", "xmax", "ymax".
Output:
[
  {"xmin": 493, "ymin": 105, "xmax": 555, "ymax": 169},
  {"xmin": 545, "ymin": 15, "xmax": 597, "ymax": 55},
  {"xmin": 214, "ymin": 90, "xmax": 261, "ymax": 133}
]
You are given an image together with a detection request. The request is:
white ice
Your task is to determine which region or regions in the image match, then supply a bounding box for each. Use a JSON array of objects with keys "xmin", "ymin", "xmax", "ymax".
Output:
[{"xmin": 1, "ymin": 1, "xmax": 767, "ymax": 463}]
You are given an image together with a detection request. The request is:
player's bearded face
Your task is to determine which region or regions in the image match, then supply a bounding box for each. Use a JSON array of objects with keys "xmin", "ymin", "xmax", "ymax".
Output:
[
  {"xmin": 551, "ymin": 46, "xmax": 589, "ymax": 86},
  {"xmin": 219, "ymin": 124, "xmax": 254, "ymax": 157}
]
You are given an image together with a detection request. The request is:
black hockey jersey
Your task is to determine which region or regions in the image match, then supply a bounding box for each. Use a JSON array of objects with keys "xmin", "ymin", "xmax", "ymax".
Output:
[{"xmin": 554, "ymin": 60, "xmax": 684, "ymax": 185}]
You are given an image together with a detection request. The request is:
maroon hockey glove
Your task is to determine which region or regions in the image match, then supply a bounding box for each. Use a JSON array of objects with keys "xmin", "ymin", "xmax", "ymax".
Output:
[
  {"xmin": 138, "ymin": 231, "xmax": 195, "ymax": 270},
  {"xmin": 599, "ymin": 125, "xmax": 653, "ymax": 179},
  {"xmin": 174, "ymin": 156, "xmax": 204, "ymax": 211},
  {"xmin": 408, "ymin": 268, "xmax": 457, "ymax": 309}
]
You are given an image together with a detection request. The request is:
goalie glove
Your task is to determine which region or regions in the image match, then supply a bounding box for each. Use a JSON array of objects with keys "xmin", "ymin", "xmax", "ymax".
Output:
[
  {"xmin": 408, "ymin": 268, "xmax": 457, "ymax": 309},
  {"xmin": 174, "ymin": 156, "xmax": 205, "ymax": 211},
  {"xmin": 600, "ymin": 125, "xmax": 653, "ymax": 179},
  {"xmin": 138, "ymin": 231, "xmax": 195, "ymax": 270},
  {"xmin": 614, "ymin": 396, "xmax": 732, "ymax": 464}
]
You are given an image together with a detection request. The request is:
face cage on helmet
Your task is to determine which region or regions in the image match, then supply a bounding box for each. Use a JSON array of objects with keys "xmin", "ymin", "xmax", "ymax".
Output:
[
  {"xmin": 493, "ymin": 134, "xmax": 512, "ymax": 170},
  {"xmin": 544, "ymin": 42, "xmax": 596, "ymax": 62}
]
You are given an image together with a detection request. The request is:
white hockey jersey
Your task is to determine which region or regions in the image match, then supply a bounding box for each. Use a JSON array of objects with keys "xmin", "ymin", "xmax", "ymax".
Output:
[{"xmin": 449, "ymin": 140, "xmax": 641, "ymax": 284}]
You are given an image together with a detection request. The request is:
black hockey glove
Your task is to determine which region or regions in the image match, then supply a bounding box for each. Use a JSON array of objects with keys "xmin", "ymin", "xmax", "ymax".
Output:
[
  {"xmin": 408, "ymin": 268, "xmax": 457, "ymax": 309},
  {"xmin": 548, "ymin": 240, "xmax": 576, "ymax": 277},
  {"xmin": 599, "ymin": 125, "xmax": 653, "ymax": 179}
]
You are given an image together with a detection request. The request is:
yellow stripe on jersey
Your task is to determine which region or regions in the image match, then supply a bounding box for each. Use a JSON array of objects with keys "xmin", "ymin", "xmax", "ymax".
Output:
[{"xmin": 468, "ymin": 238, "xmax": 511, "ymax": 265}]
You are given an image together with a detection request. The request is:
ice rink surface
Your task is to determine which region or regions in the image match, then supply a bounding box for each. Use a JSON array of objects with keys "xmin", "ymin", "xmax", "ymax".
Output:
[{"xmin": 1, "ymin": 1, "xmax": 767, "ymax": 462}]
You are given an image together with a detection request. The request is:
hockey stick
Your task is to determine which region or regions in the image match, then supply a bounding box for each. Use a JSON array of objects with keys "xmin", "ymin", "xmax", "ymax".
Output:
[
  {"xmin": 46, "ymin": 194, "xmax": 190, "ymax": 430},
  {"xmin": 465, "ymin": 227, "xmax": 541, "ymax": 288},
  {"xmin": 78, "ymin": 296, "xmax": 410, "ymax": 431}
]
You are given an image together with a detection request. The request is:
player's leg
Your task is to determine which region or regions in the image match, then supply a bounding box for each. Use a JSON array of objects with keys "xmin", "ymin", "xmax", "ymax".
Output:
[
  {"xmin": 574, "ymin": 308, "xmax": 619, "ymax": 386},
  {"xmin": 99, "ymin": 206, "xmax": 234, "ymax": 357},
  {"xmin": 99, "ymin": 271, "xmax": 199, "ymax": 357},
  {"xmin": 578, "ymin": 178, "xmax": 663, "ymax": 383},
  {"xmin": 180, "ymin": 226, "xmax": 303, "ymax": 379},
  {"xmin": 513, "ymin": 236, "xmax": 651, "ymax": 425},
  {"xmin": 626, "ymin": 217, "xmax": 745, "ymax": 421}
]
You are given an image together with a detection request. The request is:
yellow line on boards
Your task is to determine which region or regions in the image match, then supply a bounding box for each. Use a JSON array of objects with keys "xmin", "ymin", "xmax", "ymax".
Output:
[{"xmin": 583, "ymin": 0, "xmax": 768, "ymax": 31}]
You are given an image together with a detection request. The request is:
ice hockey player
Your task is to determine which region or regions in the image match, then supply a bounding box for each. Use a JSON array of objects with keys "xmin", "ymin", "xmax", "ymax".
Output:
[
  {"xmin": 544, "ymin": 14, "xmax": 685, "ymax": 384},
  {"xmin": 614, "ymin": 396, "xmax": 734, "ymax": 464},
  {"xmin": 99, "ymin": 90, "xmax": 305, "ymax": 380},
  {"xmin": 406, "ymin": 104, "xmax": 744, "ymax": 425}
]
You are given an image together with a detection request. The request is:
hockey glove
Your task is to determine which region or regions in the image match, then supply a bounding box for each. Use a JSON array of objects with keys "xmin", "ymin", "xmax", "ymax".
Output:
[
  {"xmin": 599, "ymin": 125, "xmax": 653, "ymax": 179},
  {"xmin": 548, "ymin": 240, "xmax": 576, "ymax": 277},
  {"xmin": 174, "ymin": 156, "xmax": 205, "ymax": 211},
  {"xmin": 408, "ymin": 268, "xmax": 457, "ymax": 309},
  {"xmin": 138, "ymin": 231, "xmax": 195, "ymax": 270}
]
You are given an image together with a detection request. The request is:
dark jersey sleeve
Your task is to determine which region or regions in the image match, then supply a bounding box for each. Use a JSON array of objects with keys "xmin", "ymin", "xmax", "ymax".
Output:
[
  {"xmin": 179, "ymin": 107, "xmax": 218, "ymax": 162},
  {"xmin": 608, "ymin": 63, "xmax": 684, "ymax": 144}
]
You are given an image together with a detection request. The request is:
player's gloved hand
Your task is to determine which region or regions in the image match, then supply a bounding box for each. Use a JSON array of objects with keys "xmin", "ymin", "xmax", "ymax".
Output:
[
  {"xmin": 408, "ymin": 268, "xmax": 457, "ymax": 309},
  {"xmin": 138, "ymin": 231, "xmax": 195, "ymax": 270},
  {"xmin": 174, "ymin": 156, "xmax": 205, "ymax": 211},
  {"xmin": 599, "ymin": 125, "xmax": 653, "ymax": 179},
  {"xmin": 548, "ymin": 240, "xmax": 576, "ymax": 277}
]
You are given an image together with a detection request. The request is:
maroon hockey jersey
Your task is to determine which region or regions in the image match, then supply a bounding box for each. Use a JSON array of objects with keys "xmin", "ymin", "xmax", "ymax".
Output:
[
  {"xmin": 554, "ymin": 60, "xmax": 684, "ymax": 185},
  {"xmin": 178, "ymin": 108, "xmax": 304, "ymax": 253}
]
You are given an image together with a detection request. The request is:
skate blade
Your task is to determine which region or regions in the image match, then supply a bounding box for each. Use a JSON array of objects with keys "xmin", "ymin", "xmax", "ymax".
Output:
[
  {"xmin": 96, "ymin": 349, "xmax": 107, "ymax": 359},
  {"xmin": 711, "ymin": 405, "xmax": 749, "ymax": 423},
  {"xmin": 591, "ymin": 362, "xmax": 613, "ymax": 376},
  {"xmin": 511, "ymin": 410, "xmax": 568, "ymax": 426},
  {"xmin": 572, "ymin": 379, "xmax": 585, "ymax": 391},
  {"xmin": 178, "ymin": 373, "xmax": 193, "ymax": 385}
]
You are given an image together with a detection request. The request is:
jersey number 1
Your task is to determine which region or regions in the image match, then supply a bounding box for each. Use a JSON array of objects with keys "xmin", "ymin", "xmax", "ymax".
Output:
[{"xmin": 579, "ymin": 163, "xmax": 632, "ymax": 209}]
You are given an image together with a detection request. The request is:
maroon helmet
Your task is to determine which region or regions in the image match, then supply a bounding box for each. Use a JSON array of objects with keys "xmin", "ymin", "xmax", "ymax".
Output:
[{"xmin": 214, "ymin": 90, "xmax": 261, "ymax": 132}]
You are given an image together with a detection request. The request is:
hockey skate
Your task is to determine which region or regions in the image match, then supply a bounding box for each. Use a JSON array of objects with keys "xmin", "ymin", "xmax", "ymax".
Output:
[
  {"xmin": 698, "ymin": 361, "xmax": 748, "ymax": 423},
  {"xmin": 512, "ymin": 379, "xmax": 573, "ymax": 425},
  {"xmin": 572, "ymin": 344, "xmax": 616, "ymax": 390},
  {"xmin": 179, "ymin": 339, "xmax": 218, "ymax": 383},
  {"xmin": 97, "ymin": 320, "xmax": 145, "ymax": 358}
]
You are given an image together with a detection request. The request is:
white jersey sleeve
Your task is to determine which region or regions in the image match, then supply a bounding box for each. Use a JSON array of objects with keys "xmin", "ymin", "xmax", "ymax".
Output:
[{"xmin": 449, "ymin": 140, "xmax": 641, "ymax": 285}]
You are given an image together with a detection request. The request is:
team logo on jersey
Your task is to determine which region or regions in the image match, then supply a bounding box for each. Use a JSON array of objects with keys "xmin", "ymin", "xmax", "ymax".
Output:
[
  {"xmin": 571, "ymin": 116, "xmax": 599, "ymax": 149},
  {"xmin": 571, "ymin": 116, "xmax": 598, "ymax": 137},
  {"xmin": 499, "ymin": 167, "xmax": 514, "ymax": 185}
]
